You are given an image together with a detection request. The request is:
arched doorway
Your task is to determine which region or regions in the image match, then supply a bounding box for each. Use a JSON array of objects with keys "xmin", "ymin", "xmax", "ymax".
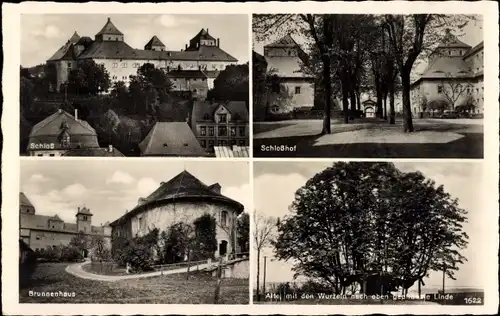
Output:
[
  {"xmin": 219, "ymin": 240, "xmax": 228, "ymax": 257},
  {"xmin": 365, "ymin": 107, "xmax": 375, "ymax": 118}
]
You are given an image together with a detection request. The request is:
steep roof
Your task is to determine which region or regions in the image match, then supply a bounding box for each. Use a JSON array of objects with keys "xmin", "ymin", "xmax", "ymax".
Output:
[
  {"xmin": 437, "ymin": 31, "xmax": 471, "ymax": 49},
  {"xmin": 28, "ymin": 109, "xmax": 100, "ymax": 151},
  {"xmin": 20, "ymin": 192, "xmax": 34, "ymax": 208},
  {"xmin": 47, "ymin": 41, "xmax": 76, "ymax": 62},
  {"xmin": 110, "ymin": 170, "xmax": 244, "ymax": 225},
  {"xmin": 76, "ymin": 36, "xmax": 94, "ymax": 48},
  {"xmin": 463, "ymin": 41, "xmax": 484, "ymax": 59},
  {"xmin": 69, "ymin": 31, "xmax": 81, "ymax": 43},
  {"xmin": 139, "ymin": 122, "xmax": 206, "ymax": 156},
  {"xmin": 192, "ymin": 101, "xmax": 249, "ymax": 123},
  {"xmin": 62, "ymin": 147, "xmax": 125, "ymax": 157},
  {"xmin": 145, "ymin": 35, "xmax": 165, "ymax": 48},
  {"xmin": 96, "ymin": 17, "xmax": 124, "ymax": 36},
  {"xmin": 265, "ymin": 34, "xmax": 300, "ymax": 48},
  {"xmin": 419, "ymin": 57, "xmax": 472, "ymax": 79},
  {"xmin": 76, "ymin": 41, "xmax": 237, "ymax": 62},
  {"xmin": 190, "ymin": 28, "xmax": 216, "ymax": 43}
]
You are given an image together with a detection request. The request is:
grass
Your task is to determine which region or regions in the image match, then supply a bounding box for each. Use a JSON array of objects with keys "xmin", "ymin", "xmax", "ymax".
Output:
[
  {"xmin": 20, "ymin": 263, "xmax": 249, "ymax": 304},
  {"xmin": 254, "ymin": 118, "xmax": 483, "ymax": 158}
]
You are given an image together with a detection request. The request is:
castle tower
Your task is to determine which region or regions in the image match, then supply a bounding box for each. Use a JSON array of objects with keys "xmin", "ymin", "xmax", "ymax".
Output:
[
  {"xmin": 144, "ymin": 35, "xmax": 166, "ymax": 51},
  {"xmin": 186, "ymin": 28, "xmax": 217, "ymax": 50},
  {"xmin": 429, "ymin": 29, "xmax": 471, "ymax": 64},
  {"xmin": 76, "ymin": 206, "xmax": 93, "ymax": 233},
  {"xmin": 95, "ymin": 17, "xmax": 124, "ymax": 42}
]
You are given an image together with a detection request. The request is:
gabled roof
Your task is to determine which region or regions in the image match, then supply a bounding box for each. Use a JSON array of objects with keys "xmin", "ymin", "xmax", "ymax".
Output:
[
  {"xmin": 463, "ymin": 41, "xmax": 484, "ymax": 59},
  {"xmin": 265, "ymin": 34, "xmax": 300, "ymax": 48},
  {"xmin": 96, "ymin": 17, "xmax": 124, "ymax": 36},
  {"xmin": 47, "ymin": 41, "xmax": 75, "ymax": 62},
  {"xmin": 30, "ymin": 109, "xmax": 96, "ymax": 137},
  {"xmin": 437, "ymin": 31, "xmax": 471, "ymax": 49},
  {"xmin": 190, "ymin": 28, "xmax": 216, "ymax": 43},
  {"xmin": 20, "ymin": 192, "xmax": 34, "ymax": 208},
  {"xmin": 50, "ymin": 214, "xmax": 63, "ymax": 221},
  {"xmin": 192, "ymin": 101, "xmax": 249, "ymax": 123},
  {"xmin": 69, "ymin": 31, "xmax": 81, "ymax": 43},
  {"xmin": 139, "ymin": 122, "xmax": 206, "ymax": 157},
  {"xmin": 145, "ymin": 35, "xmax": 165, "ymax": 48},
  {"xmin": 110, "ymin": 170, "xmax": 244, "ymax": 226},
  {"xmin": 420, "ymin": 57, "xmax": 472, "ymax": 79}
]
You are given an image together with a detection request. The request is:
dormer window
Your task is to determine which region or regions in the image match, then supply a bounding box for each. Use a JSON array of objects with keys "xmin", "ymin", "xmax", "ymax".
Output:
[
  {"xmin": 203, "ymin": 113, "xmax": 210, "ymax": 121},
  {"xmin": 218, "ymin": 114, "xmax": 227, "ymax": 123}
]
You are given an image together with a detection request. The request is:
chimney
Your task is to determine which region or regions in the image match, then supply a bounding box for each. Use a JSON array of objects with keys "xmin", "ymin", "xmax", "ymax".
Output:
[
  {"xmin": 207, "ymin": 28, "xmax": 209, "ymax": 34},
  {"xmin": 78, "ymin": 207, "xmax": 80, "ymax": 212},
  {"xmin": 185, "ymin": 44, "xmax": 188, "ymax": 50},
  {"xmin": 217, "ymin": 38, "xmax": 220, "ymax": 47},
  {"xmin": 74, "ymin": 108, "xmax": 78, "ymax": 121},
  {"xmin": 108, "ymin": 144, "xmax": 113, "ymax": 153}
]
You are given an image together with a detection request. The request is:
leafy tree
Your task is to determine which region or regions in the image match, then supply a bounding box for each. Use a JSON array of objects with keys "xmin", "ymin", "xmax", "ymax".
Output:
[
  {"xmin": 20, "ymin": 77, "xmax": 35, "ymax": 117},
  {"xmin": 162, "ymin": 222, "xmax": 193, "ymax": 263},
  {"xmin": 67, "ymin": 60, "xmax": 111, "ymax": 95},
  {"xmin": 89, "ymin": 235, "xmax": 111, "ymax": 262},
  {"xmin": 274, "ymin": 162, "xmax": 469, "ymax": 296},
  {"xmin": 208, "ymin": 64, "xmax": 249, "ymax": 103},
  {"xmin": 193, "ymin": 214, "xmax": 217, "ymax": 260},
  {"xmin": 69, "ymin": 231, "xmax": 89, "ymax": 254},
  {"xmin": 237, "ymin": 213, "xmax": 250, "ymax": 253}
]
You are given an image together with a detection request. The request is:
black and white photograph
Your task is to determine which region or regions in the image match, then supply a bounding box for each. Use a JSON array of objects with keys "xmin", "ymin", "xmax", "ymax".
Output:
[
  {"xmin": 19, "ymin": 160, "xmax": 250, "ymax": 304},
  {"xmin": 253, "ymin": 161, "xmax": 487, "ymax": 305},
  {"xmin": 20, "ymin": 14, "xmax": 249, "ymax": 158},
  {"xmin": 252, "ymin": 14, "xmax": 484, "ymax": 158}
]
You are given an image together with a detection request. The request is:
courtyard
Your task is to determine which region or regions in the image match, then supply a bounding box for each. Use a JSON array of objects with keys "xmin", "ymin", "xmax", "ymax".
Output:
[
  {"xmin": 19, "ymin": 263, "xmax": 249, "ymax": 304},
  {"xmin": 253, "ymin": 118, "xmax": 483, "ymax": 158}
]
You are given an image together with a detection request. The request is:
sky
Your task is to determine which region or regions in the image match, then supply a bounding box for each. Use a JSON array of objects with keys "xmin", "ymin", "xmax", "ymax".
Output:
[
  {"xmin": 252, "ymin": 14, "xmax": 483, "ymax": 77},
  {"xmin": 20, "ymin": 160, "xmax": 250, "ymax": 227},
  {"xmin": 253, "ymin": 161, "xmax": 487, "ymax": 291},
  {"xmin": 21, "ymin": 14, "xmax": 249, "ymax": 67}
]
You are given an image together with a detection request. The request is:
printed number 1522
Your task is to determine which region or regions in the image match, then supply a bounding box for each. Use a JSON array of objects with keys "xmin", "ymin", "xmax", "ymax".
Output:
[{"xmin": 464, "ymin": 297, "xmax": 482, "ymax": 304}]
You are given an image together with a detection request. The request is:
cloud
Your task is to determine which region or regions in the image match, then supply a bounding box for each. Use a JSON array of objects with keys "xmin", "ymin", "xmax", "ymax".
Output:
[
  {"xmin": 29, "ymin": 174, "xmax": 50, "ymax": 183},
  {"xmin": 137, "ymin": 177, "xmax": 159, "ymax": 197},
  {"xmin": 106, "ymin": 170, "xmax": 135, "ymax": 185},
  {"xmin": 222, "ymin": 183, "xmax": 251, "ymax": 213},
  {"xmin": 32, "ymin": 24, "xmax": 62, "ymax": 39},
  {"xmin": 61, "ymin": 183, "xmax": 88, "ymax": 199},
  {"xmin": 155, "ymin": 15, "xmax": 196, "ymax": 28}
]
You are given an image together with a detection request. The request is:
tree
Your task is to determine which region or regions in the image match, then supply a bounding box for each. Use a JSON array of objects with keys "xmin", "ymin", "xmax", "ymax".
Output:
[
  {"xmin": 438, "ymin": 73, "xmax": 474, "ymax": 110},
  {"xmin": 67, "ymin": 59, "xmax": 111, "ymax": 95},
  {"xmin": 162, "ymin": 222, "xmax": 193, "ymax": 263},
  {"xmin": 208, "ymin": 63, "xmax": 249, "ymax": 103},
  {"xmin": 253, "ymin": 211, "xmax": 277, "ymax": 301},
  {"xmin": 193, "ymin": 214, "xmax": 218, "ymax": 260},
  {"xmin": 89, "ymin": 235, "xmax": 111, "ymax": 262},
  {"xmin": 273, "ymin": 162, "xmax": 469, "ymax": 296},
  {"xmin": 384, "ymin": 14, "xmax": 475, "ymax": 132},
  {"xmin": 20, "ymin": 77, "xmax": 35, "ymax": 116},
  {"xmin": 69, "ymin": 231, "xmax": 89, "ymax": 254},
  {"xmin": 237, "ymin": 213, "xmax": 250, "ymax": 253}
]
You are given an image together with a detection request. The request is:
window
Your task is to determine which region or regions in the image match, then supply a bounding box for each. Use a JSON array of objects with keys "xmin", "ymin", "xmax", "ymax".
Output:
[
  {"xmin": 218, "ymin": 126, "xmax": 227, "ymax": 136},
  {"xmin": 239, "ymin": 127, "xmax": 245, "ymax": 136},
  {"xmin": 231, "ymin": 140, "xmax": 237, "ymax": 146},
  {"xmin": 209, "ymin": 126, "xmax": 214, "ymax": 136},
  {"xmin": 60, "ymin": 134, "xmax": 70, "ymax": 148},
  {"xmin": 222, "ymin": 140, "xmax": 227, "ymax": 146},
  {"xmin": 121, "ymin": 63, "xmax": 127, "ymax": 68},
  {"xmin": 83, "ymin": 215, "xmax": 87, "ymax": 221},
  {"xmin": 218, "ymin": 140, "xmax": 223, "ymax": 146},
  {"xmin": 270, "ymin": 105, "xmax": 280, "ymax": 113},
  {"xmin": 200, "ymin": 126, "xmax": 206, "ymax": 136},
  {"xmin": 49, "ymin": 154, "xmax": 55, "ymax": 157},
  {"xmin": 113, "ymin": 63, "xmax": 118, "ymax": 68},
  {"xmin": 218, "ymin": 114, "xmax": 227, "ymax": 123},
  {"xmin": 67, "ymin": 62, "xmax": 72, "ymax": 69},
  {"xmin": 437, "ymin": 85, "xmax": 443, "ymax": 94},
  {"xmin": 466, "ymin": 88, "xmax": 470, "ymax": 94},
  {"xmin": 448, "ymin": 50, "xmax": 451, "ymax": 56},
  {"xmin": 230, "ymin": 127, "xmax": 236, "ymax": 136},
  {"xmin": 221, "ymin": 211, "xmax": 228, "ymax": 227},
  {"xmin": 295, "ymin": 86, "xmax": 301, "ymax": 94},
  {"xmin": 201, "ymin": 140, "xmax": 206, "ymax": 148},
  {"xmin": 239, "ymin": 140, "xmax": 246, "ymax": 146},
  {"xmin": 208, "ymin": 140, "xmax": 214, "ymax": 148},
  {"xmin": 203, "ymin": 114, "xmax": 211, "ymax": 121},
  {"xmin": 193, "ymin": 89, "xmax": 197, "ymax": 93},
  {"xmin": 37, "ymin": 154, "xmax": 43, "ymax": 157},
  {"xmin": 122, "ymin": 76, "xmax": 127, "ymax": 80}
]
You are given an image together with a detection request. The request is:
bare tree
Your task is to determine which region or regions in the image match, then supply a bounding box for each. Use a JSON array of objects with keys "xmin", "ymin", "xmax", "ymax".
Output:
[
  {"xmin": 438, "ymin": 72, "xmax": 474, "ymax": 110},
  {"xmin": 253, "ymin": 211, "xmax": 277, "ymax": 301}
]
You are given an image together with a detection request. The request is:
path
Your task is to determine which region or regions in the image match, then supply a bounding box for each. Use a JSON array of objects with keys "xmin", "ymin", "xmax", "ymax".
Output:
[{"xmin": 66, "ymin": 260, "xmax": 210, "ymax": 282}]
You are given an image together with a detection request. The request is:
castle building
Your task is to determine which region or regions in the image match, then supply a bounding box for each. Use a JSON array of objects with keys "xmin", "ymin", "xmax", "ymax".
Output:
[
  {"xmin": 410, "ymin": 30, "xmax": 484, "ymax": 114},
  {"xmin": 27, "ymin": 109, "xmax": 124, "ymax": 157},
  {"xmin": 19, "ymin": 192, "xmax": 112, "ymax": 254},
  {"xmin": 110, "ymin": 171, "xmax": 245, "ymax": 258},
  {"xmin": 47, "ymin": 18, "xmax": 238, "ymax": 92},
  {"xmin": 256, "ymin": 35, "xmax": 315, "ymax": 116},
  {"xmin": 190, "ymin": 100, "xmax": 249, "ymax": 153}
]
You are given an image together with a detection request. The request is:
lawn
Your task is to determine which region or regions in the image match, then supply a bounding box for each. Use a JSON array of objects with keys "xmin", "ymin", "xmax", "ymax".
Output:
[
  {"xmin": 20, "ymin": 263, "xmax": 249, "ymax": 304},
  {"xmin": 254, "ymin": 118, "xmax": 483, "ymax": 158}
]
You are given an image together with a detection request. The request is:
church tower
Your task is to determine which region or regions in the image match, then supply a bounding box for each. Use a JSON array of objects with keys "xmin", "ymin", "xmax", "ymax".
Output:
[
  {"xmin": 76, "ymin": 206, "xmax": 93, "ymax": 233},
  {"xmin": 95, "ymin": 17, "xmax": 124, "ymax": 42}
]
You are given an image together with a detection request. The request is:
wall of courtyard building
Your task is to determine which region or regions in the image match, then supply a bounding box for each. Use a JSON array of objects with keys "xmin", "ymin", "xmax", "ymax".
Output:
[
  {"xmin": 23, "ymin": 229, "xmax": 111, "ymax": 252},
  {"xmin": 268, "ymin": 80, "xmax": 315, "ymax": 113},
  {"xmin": 113, "ymin": 201, "xmax": 241, "ymax": 256},
  {"xmin": 464, "ymin": 49, "xmax": 484, "ymax": 74}
]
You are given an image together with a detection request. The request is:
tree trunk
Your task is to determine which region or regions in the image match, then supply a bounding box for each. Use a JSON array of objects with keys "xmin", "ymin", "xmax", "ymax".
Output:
[
  {"xmin": 376, "ymin": 89, "xmax": 383, "ymax": 119},
  {"xmin": 342, "ymin": 79, "xmax": 349, "ymax": 124},
  {"xmin": 321, "ymin": 56, "xmax": 332, "ymax": 134},
  {"xmin": 389, "ymin": 82, "xmax": 396, "ymax": 124},
  {"xmin": 383, "ymin": 93, "xmax": 388, "ymax": 120},
  {"xmin": 356, "ymin": 89, "xmax": 361, "ymax": 111},
  {"xmin": 349, "ymin": 86, "xmax": 357, "ymax": 120},
  {"xmin": 256, "ymin": 248, "xmax": 260, "ymax": 301},
  {"xmin": 401, "ymin": 69, "xmax": 414, "ymax": 132}
]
